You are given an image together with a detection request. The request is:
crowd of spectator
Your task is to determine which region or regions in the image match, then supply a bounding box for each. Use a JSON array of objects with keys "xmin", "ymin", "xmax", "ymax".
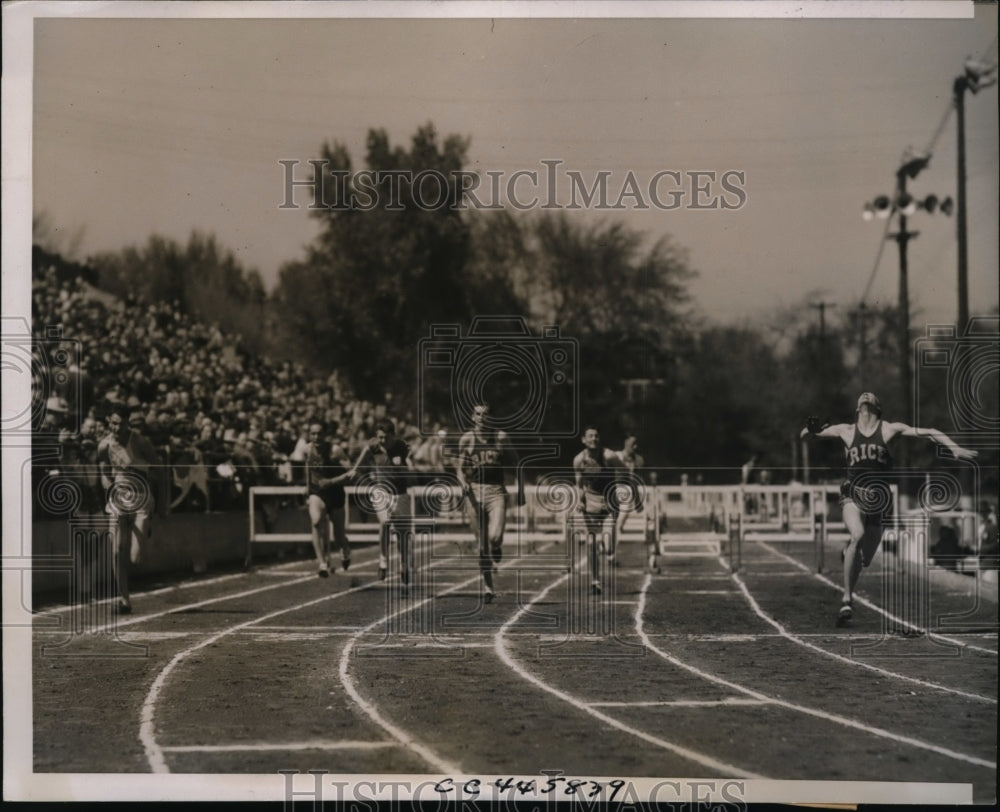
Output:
[
  {"xmin": 31, "ymin": 267, "xmax": 454, "ymax": 518},
  {"xmin": 28, "ymin": 268, "xmax": 1000, "ymax": 576}
]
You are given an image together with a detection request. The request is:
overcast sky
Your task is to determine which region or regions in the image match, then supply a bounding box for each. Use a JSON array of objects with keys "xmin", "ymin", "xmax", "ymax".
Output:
[{"xmin": 21, "ymin": 3, "xmax": 1000, "ymax": 329}]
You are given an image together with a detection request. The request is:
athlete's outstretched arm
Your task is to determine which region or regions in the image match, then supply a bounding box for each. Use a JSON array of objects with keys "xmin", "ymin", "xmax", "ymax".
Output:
[
  {"xmin": 799, "ymin": 419, "xmax": 850, "ymax": 441},
  {"xmin": 885, "ymin": 422, "xmax": 979, "ymax": 461},
  {"xmin": 346, "ymin": 445, "xmax": 371, "ymax": 480}
]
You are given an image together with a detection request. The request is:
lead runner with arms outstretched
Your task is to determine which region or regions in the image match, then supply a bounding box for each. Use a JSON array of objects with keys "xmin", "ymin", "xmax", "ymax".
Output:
[{"xmin": 801, "ymin": 392, "xmax": 977, "ymax": 627}]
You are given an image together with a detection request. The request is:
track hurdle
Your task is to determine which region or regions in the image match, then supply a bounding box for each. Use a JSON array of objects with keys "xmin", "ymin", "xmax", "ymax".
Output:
[
  {"xmin": 653, "ymin": 485, "xmax": 734, "ymax": 560},
  {"xmin": 247, "ymin": 484, "xmax": 583, "ymax": 568},
  {"xmin": 739, "ymin": 486, "xmax": 826, "ymax": 572}
]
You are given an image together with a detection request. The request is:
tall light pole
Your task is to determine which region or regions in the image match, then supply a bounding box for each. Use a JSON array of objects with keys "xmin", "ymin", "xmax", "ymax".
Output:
[
  {"xmin": 862, "ymin": 152, "xmax": 951, "ymax": 462},
  {"xmin": 953, "ymin": 59, "xmax": 997, "ymax": 336},
  {"xmin": 889, "ymin": 156, "xmax": 924, "ymax": 430}
]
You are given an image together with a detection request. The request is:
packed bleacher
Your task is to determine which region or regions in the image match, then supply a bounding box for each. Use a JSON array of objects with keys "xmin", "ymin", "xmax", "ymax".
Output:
[
  {"xmin": 29, "ymin": 266, "xmax": 998, "ymax": 576},
  {"xmin": 31, "ymin": 266, "xmax": 451, "ymax": 518}
]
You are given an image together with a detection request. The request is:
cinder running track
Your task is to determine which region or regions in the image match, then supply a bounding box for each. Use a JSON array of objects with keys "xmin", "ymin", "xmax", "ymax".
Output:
[{"xmin": 31, "ymin": 528, "xmax": 998, "ymax": 803}]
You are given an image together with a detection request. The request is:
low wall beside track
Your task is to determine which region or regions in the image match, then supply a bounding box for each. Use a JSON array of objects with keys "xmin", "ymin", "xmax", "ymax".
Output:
[{"xmin": 30, "ymin": 504, "xmax": 326, "ymax": 598}]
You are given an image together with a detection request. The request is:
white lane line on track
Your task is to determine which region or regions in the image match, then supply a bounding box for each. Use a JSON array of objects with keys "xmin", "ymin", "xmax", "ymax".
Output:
[
  {"xmin": 352, "ymin": 641, "xmax": 497, "ymax": 649},
  {"xmin": 755, "ymin": 540, "xmax": 999, "ymax": 656},
  {"xmin": 337, "ymin": 556, "xmax": 492, "ymax": 775},
  {"xmin": 76, "ymin": 549, "xmax": 391, "ymax": 635},
  {"xmin": 161, "ymin": 740, "xmax": 398, "ymax": 753},
  {"xmin": 139, "ymin": 547, "xmax": 391, "ymax": 773},
  {"xmin": 637, "ymin": 574, "xmax": 996, "ymax": 770},
  {"xmin": 247, "ymin": 625, "xmax": 366, "ymax": 632},
  {"xmin": 495, "ymin": 571, "xmax": 766, "ymax": 778},
  {"xmin": 534, "ymin": 634, "xmax": 642, "ymax": 643},
  {"xmin": 34, "ymin": 557, "xmax": 314, "ymax": 618},
  {"xmin": 336, "ymin": 536, "xmax": 574, "ymax": 775},
  {"xmin": 674, "ymin": 590, "xmax": 736, "ymax": 595},
  {"xmin": 590, "ymin": 699, "xmax": 772, "ymax": 708},
  {"xmin": 89, "ymin": 573, "xmax": 322, "ymax": 634},
  {"xmin": 658, "ymin": 572, "xmax": 806, "ymax": 579},
  {"xmin": 727, "ymin": 561, "xmax": 997, "ymax": 705},
  {"xmin": 34, "ymin": 630, "xmax": 204, "ymax": 640},
  {"xmin": 640, "ymin": 632, "xmax": 998, "ymax": 642}
]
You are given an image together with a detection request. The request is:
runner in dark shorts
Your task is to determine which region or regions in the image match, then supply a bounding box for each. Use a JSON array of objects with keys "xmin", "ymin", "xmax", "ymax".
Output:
[
  {"xmin": 96, "ymin": 402, "xmax": 161, "ymax": 614},
  {"xmin": 801, "ymin": 392, "xmax": 977, "ymax": 626},
  {"xmin": 456, "ymin": 402, "xmax": 524, "ymax": 604},
  {"xmin": 304, "ymin": 423, "xmax": 353, "ymax": 577},
  {"xmin": 573, "ymin": 426, "xmax": 626, "ymax": 596},
  {"xmin": 349, "ymin": 418, "xmax": 412, "ymax": 587}
]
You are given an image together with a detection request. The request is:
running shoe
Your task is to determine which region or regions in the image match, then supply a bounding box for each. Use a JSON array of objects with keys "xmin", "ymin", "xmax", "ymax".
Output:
[
  {"xmin": 591, "ymin": 581, "xmax": 602, "ymax": 596},
  {"xmin": 378, "ymin": 567, "xmax": 387, "ymax": 581},
  {"xmin": 836, "ymin": 600, "xmax": 853, "ymax": 627},
  {"xmin": 318, "ymin": 566, "xmax": 330, "ymax": 578},
  {"xmin": 342, "ymin": 555, "xmax": 351, "ymax": 571},
  {"xmin": 484, "ymin": 587, "xmax": 495, "ymax": 604},
  {"xmin": 116, "ymin": 600, "xmax": 132, "ymax": 615}
]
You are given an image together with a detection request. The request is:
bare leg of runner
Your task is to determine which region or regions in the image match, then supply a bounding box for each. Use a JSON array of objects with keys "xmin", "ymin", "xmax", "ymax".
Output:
[
  {"xmin": 839, "ymin": 501, "xmax": 868, "ymax": 624},
  {"xmin": 307, "ymin": 495, "xmax": 330, "ymax": 577},
  {"xmin": 111, "ymin": 515, "xmax": 134, "ymax": 612}
]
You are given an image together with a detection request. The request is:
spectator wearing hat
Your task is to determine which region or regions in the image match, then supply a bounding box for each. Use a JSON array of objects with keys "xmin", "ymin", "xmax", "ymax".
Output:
[{"xmin": 43, "ymin": 395, "xmax": 70, "ymax": 433}]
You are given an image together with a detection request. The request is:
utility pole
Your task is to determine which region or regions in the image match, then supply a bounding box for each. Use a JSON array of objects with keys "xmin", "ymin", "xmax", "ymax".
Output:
[
  {"xmin": 857, "ymin": 302, "xmax": 868, "ymax": 369},
  {"xmin": 888, "ymin": 154, "xmax": 928, "ymax": 432},
  {"xmin": 888, "ymin": 153, "xmax": 930, "ymax": 472},
  {"xmin": 953, "ymin": 59, "xmax": 997, "ymax": 336},
  {"xmin": 954, "ymin": 73, "xmax": 970, "ymax": 336},
  {"xmin": 809, "ymin": 300, "xmax": 836, "ymax": 342},
  {"xmin": 808, "ymin": 299, "xmax": 837, "ymax": 414}
]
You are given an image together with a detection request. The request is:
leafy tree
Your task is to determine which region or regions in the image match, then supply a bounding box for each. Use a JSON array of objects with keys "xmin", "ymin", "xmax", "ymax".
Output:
[
  {"xmin": 276, "ymin": 124, "xmax": 478, "ymax": 400},
  {"xmin": 511, "ymin": 212, "xmax": 697, "ymax": 454},
  {"xmin": 89, "ymin": 231, "xmax": 270, "ymax": 355},
  {"xmin": 33, "ymin": 209, "xmax": 86, "ymax": 263},
  {"xmin": 668, "ymin": 324, "xmax": 783, "ymax": 477},
  {"xmin": 276, "ymin": 124, "xmax": 700, "ymax": 445}
]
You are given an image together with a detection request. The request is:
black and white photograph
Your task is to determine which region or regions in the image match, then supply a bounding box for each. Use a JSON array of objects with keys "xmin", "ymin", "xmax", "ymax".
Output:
[{"xmin": 3, "ymin": 0, "xmax": 998, "ymax": 806}]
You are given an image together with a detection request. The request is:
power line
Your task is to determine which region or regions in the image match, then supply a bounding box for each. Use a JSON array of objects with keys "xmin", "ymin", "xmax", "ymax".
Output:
[
  {"xmin": 922, "ymin": 98, "xmax": 954, "ymax": 157},
  {"xmin": 860, "ymin": 33, "xmax": 998, "ymax": 309},
  {"xmin": 860, "ymin": 210, "xmax": 896, "ymax": 305}
]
